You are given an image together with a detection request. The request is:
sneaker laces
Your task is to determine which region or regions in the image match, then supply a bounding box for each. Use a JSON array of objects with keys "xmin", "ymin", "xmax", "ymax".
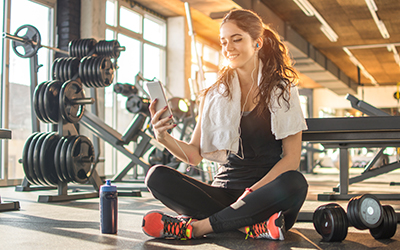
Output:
[
  {"xmin": 245, "ymin": 221, "xmax": 268, "ymax": 239},
  {"xmin": 163, "ymin": 217, "xmax": 193, "ymax": 240}
]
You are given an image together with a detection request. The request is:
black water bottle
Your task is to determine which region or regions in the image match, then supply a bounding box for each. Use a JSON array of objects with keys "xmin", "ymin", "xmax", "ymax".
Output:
[{"xmin": 100, "ymin": 180, "xmax": 118, "ymax": 234}]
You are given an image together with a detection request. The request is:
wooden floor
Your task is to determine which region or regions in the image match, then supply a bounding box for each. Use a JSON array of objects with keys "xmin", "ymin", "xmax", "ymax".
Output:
[{"xmin": 1, "ymin": 168, "xmax": 400, "ymax": 249}]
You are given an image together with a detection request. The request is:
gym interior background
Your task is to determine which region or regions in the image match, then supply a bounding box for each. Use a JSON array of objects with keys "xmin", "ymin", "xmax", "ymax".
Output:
[{"xmin": 1, "ymin": 0, "xmax": 400, "ymax": 249}]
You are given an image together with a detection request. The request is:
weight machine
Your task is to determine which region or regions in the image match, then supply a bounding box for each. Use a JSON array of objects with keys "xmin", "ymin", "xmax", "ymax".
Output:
[{"xmin": 303, "ymin": 95, "xmax": 400, "ymax": 201}]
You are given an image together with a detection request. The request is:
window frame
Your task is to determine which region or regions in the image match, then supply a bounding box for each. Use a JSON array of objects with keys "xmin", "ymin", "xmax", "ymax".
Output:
[
  {"xmin": 1, "ymin": 0, "xmax": 56, "ymax": 186},
  {"xmin": 104, "ymin": 0, "xmax": 167, "ymax": 176}
]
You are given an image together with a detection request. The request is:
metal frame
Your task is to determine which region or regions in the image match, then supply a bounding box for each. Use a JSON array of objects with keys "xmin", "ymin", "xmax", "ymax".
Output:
[
  {"xmin": 0, "ymin": 129, "xmax": 20, "ymax": 211},
  {"xmin": 304, "ymin": 115, "xmax": 400, "ymax": 201},
  {"xmin": 80, "ymin": 110, "xmax": 154, "ymax": 183}
]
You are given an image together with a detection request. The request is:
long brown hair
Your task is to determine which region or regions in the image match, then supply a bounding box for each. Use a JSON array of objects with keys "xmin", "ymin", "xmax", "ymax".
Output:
[{"xmin": 203, "ymin": 9, "xmax": 298, "ymax": 115}]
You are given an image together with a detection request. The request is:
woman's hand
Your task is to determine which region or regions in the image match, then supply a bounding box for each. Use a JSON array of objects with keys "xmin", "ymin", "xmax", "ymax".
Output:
[{"xmin": 149, "ymin": 99, "xmax": 175, "ymax": 141}]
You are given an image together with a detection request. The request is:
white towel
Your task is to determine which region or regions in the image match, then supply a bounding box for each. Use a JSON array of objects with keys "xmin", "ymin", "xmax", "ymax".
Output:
[
  {"xmin": 200, "ymin": 70, "xmax": 242, "ymax": 164},
  {"xmin": 200, "ymin": 62, "xmax": 308, "ymax": 163}
]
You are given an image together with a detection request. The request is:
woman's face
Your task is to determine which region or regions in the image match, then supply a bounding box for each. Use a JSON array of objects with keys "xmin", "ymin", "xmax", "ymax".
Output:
[{"xmin": 220, "ymin": 21, "xmax": 257, "ymax": 70}]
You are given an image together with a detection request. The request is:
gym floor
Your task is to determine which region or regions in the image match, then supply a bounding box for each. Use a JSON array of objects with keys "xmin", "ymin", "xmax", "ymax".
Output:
[{"xmin": 1, "ymin": 168, "xmax": 400, "ymax": 250}]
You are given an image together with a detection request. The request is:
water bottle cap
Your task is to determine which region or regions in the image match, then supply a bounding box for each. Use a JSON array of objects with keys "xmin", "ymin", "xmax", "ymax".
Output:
[{"xmin": 100, "ymin": 179, "xmax": 117, "ymax": 192}]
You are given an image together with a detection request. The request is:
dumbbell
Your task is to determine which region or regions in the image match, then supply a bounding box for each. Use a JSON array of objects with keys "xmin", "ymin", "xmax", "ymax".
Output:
[{"xmin": 313, "ymin": 194, "xmax": 397, "ymax": 242}]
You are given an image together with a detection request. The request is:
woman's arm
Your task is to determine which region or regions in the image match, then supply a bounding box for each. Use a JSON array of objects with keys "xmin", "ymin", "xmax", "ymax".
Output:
[
  {"xmin": 249, "ymin": 131, "xmax": 303, "ymax": 191},
  {"xmin": 149, "ymin": 97, "xmax": 205, "ymax": 166}
]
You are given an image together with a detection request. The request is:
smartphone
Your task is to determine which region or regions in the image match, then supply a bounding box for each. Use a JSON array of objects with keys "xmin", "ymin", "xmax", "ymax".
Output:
[{"xmin": 145, "ymin": 81, "xmax": 173, "ymax": 122}]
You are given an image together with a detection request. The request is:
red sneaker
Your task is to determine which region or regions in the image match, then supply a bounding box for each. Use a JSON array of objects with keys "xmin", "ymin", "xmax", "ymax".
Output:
[
  {"xmin": 245, "ymin": 211, "xmax": 285, "ymax": 240},
  {"xmin": 142, "ymin": 211, "xmax": 194, "ymax": 240}
]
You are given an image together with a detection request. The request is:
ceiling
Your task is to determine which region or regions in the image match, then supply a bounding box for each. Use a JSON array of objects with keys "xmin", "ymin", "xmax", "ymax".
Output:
[{"xmin": 132, "ymin": 0, "xmax": 400, "ymax": 93}]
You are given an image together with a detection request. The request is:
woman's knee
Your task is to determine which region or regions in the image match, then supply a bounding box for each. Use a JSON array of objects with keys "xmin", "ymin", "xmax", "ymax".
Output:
[
  {"xmin": 145, "ymin": 164, "xmax": 172, "ymax": 188},
  {"xmin": 282, "ymin": 170, "xmax": 308, "ymax": 188}
]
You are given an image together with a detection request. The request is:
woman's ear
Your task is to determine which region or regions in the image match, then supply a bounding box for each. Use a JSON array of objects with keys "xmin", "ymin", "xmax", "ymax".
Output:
[{"xmin": 256, "ymin": 38, "xmax": 263, "ymax": 50}]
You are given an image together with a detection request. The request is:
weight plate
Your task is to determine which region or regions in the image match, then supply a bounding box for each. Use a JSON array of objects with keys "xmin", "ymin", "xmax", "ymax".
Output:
[
  {"xmin": 63, "ymin": 57, "xmax": 72, "ymax": 81},
  {"xmin": 78, "ymin": 56, "xmax": 88, "ymax": 86},
  {"xmin": 88, "ymin": 38, "xmax": 97, "ymax": 55},
  {"xmin": 60, "ymin": 136, "xmax": 76, "ymax": 182},
  {"xmin": 319, "ymin": 208, "xmax": 335, "ymax": 241},
  {"xmin": 95, "ymin": 56, "xmax": 105, "ymax": 87},
  {"xmin": 32, "ymin": 132, "xmax": 49, "ymax": 185},
  {"xmin": 73, "ymin": 40, "xmax": 80, "ymax": 58},
  {"xmin": 59, "ymin": 80, "xmax": 86, "ymax": 123},
  {"xmin": 347, "ymin": 196, "xmax": 363, "ymax": 229},
  {"xmin": 108, "ymin": 41, "xmax": 115, "ymax": 57},
  {"xmin": 84, "ymin": 39, "xmax": 91, "ymax": 56},
  {"xmin": 95, "ymin": 41, "xmax": 102, "ymax": 55},
  {"xmin": 52, "ymin": 58, "xmax": 61, "ymax": 80},
  {"xmin": 84, "ymin": 56, "xmax": 95, "ymax": 88},
  {"xmin": 33, "ymin": 82, "xmax": 47, "ymax": 123},
  {"xmin": 360, "ymin": 196, "xmax": 382, "ymax": 228},
  {"xmin": 334, "ymin": 205, "xmax": 349, "ymax": 242},
  {"xmin": 58, "ymin": 57, "xmax": 67, "ymax": 82},
  {"xmin": 68, "ymin": 40, "xmax": 75, "ymax": 57},
  {"xmin": 82, "ymin": 56, "xmax": 93, "ymax": 88},
  {"xmin": 66, "ymin": 135, "xmax": 94, "ymax": 184},
  {"xmin": 99, "ymin": 57, "xmax": 114, "ymax": 87},
  {"xmin": 54, "ymin": 136, "xmax": 66, "ymax": 182},
  {"xmin": 92, "ymin": 56, "xmax": 103, "ymax": 87},
  {"xmin": 38, "ymin": 81, "xmax": 52, "ymax": 123},
  {"xmin": 75, "ymin": 39, "xmax": 82, "ymax": 58},
  {"xmin": 22, "ymin": 132, "xmax": 39, "ymax": 185},
  {"xmin": 43, "ymin": 80, "xmax": 62, "ymax": 123},
  {"xmin": 348, "ymin": 194, "xmax": 383, "ymax": 230},
  {"xmin": 313, "ymin": 203, "xmax": 348, "ymax": 242},
  {"xmin": 27, "ymin": 132, "xmax": 44, "ymax": 185},
  {"xmin": 83, "ymin": 56, "xmax": 93, "ymax": 87},
  {"xmin": 370, "ymin": 205, "xmax": 397, "ymax": 239},
  {"xmin": 113, "ymin": 40, "xmax": 121, "ymax": 58},
  {"xmin": 78, "ymin": 39, "xmax": 85, "ymax": 58},
  {"xmin": 11, "ymin": 25, "xmax": 41, "ymax": 58},
  {"xmin": 69, "ymin": 57, "xmax": 80, "ymax": 80},
  {"xmin": 40, "ymin": 132, "xmax": 60, "ymax": 185}
]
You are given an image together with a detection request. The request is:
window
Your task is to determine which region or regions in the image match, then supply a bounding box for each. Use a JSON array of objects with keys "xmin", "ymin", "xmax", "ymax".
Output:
[
  {"xmin": 1, "ymin": 0, "xmax": 54, "ymax": 184},
  {"xmin": 191, "ymin": 41, "xmax": 221, "ymax": 89},
  {"xmin": 104, "ymin": 0, "xmax": 166, "ymax": 176}
]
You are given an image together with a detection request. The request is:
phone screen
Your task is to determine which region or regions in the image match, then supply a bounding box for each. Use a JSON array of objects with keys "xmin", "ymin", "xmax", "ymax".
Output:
[{"xmin": 146, "ymin": 81, "xmax": 173, "ymax": 122}]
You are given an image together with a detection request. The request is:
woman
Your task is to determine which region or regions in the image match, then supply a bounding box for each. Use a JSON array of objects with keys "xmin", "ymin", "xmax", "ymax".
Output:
[{"xmin": 142, "ymin": 9, "xmax": 308, "ymax": 240}]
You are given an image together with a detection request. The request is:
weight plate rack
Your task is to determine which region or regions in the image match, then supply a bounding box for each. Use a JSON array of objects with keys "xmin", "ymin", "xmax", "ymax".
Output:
[
  {"xmin": 22, "ymin": 132, "xmax": 95, "ymax": 185},
  {"xmin": 4, "ymin": 25, "xmax": 111, "ymax": 202},
  {"xmin": 33, "ymin": 79, "xmax": 93, "ymax": 124}
]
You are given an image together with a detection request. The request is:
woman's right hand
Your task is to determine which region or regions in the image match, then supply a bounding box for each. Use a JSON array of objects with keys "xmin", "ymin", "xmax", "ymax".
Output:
[{"xmin": 149, "ymin": 99, "xmax": 175, "ymax": 141}]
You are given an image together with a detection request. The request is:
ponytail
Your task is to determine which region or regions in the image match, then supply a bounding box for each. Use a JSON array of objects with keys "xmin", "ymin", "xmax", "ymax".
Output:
[{"xmin": 255, "ymin": 27, "xmax": 298, "ymax": 116}]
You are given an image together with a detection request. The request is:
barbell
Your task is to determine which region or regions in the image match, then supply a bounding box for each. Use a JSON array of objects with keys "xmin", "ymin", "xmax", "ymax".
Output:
[
  {"xmin": 4, "ymin": 24, "xmax": 125, "ymax": 59},
  {"xmin": 3, "ymin": 24, "xmax": 68, "ymax": 58}
]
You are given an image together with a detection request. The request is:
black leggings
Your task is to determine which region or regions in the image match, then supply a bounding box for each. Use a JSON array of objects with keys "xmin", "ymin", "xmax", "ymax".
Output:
[{"xmin": 145, "ymin": 165, "xmax": 308, "ymax": 233}]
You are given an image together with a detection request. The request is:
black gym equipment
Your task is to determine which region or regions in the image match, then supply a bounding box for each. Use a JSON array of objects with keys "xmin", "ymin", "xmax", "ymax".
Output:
[
  {"xmin": 4, "ymin": 24, "xmax": 68, "ymax": 58},
  {"xmin": 313, "ymin": 194, "xmax": 397, "ymax": 242},
  {"xmin": 303, "ymin": 94, "xmax": 400, "ymax": 201},
  {"xmin": 313, "ymin": 203, "xmax": 348, "ymax": 242},
  {"xmin": 369, "ymin": 205, "xmax": 397, "ymax": 239},
  {"xmin": 0, "ymin": 129, "xmax": 21, "ymax": 212},
  {"xmin": 4, "ymin": 24, "xmax": 104, "ymax": 202}
]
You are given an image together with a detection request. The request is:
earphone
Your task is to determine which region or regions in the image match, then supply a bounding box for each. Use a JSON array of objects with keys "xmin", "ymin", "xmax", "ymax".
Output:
[{"xmin": 256, "ymin": 43, "xmax": 259, "ymax": 48}]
